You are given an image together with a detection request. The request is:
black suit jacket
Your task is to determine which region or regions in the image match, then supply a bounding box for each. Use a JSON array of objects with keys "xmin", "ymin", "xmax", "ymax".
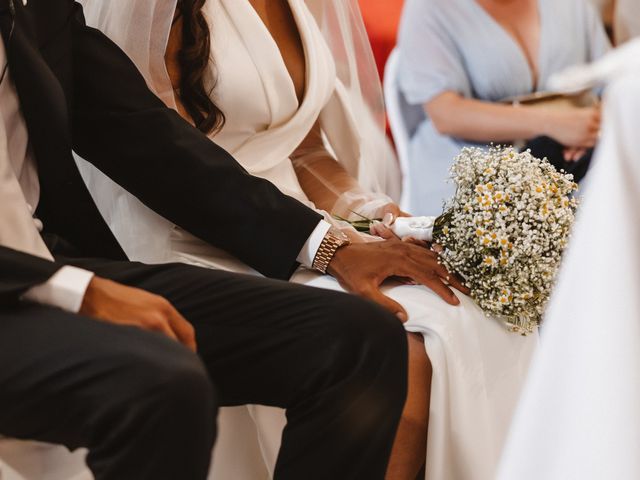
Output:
[{"xmin": 0, "ymin": 0, "xmax": 322, "ymax": 303}]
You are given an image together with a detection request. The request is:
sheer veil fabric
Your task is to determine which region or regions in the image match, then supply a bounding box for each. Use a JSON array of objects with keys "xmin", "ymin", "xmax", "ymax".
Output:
[
  {"xmin": 310, "ymin": 0, "xmax": 400, "ymax": 196},
  {"xmin": 79, "ymin": 0, "xmax": 178, "ymax": 109}
]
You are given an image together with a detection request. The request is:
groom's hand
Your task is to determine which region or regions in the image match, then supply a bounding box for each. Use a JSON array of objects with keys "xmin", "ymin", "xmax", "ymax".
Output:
[
  {"xmin": 327, "ymin": 239, "xmax": 469, "ymax": 322},
  {"xmin": 80, "ymin": 277, "xmax": 196, "ymax": 351}
]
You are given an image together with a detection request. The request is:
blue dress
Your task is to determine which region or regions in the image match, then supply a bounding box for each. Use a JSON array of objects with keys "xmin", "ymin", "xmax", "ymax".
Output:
[{"xmin": 397, "ymin": 0, "xmax": 610, "ymax": 215}]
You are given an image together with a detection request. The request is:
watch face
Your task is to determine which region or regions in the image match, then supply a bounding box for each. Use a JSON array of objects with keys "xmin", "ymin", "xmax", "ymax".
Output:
[{"xmin": 330, "ymin": 227, "xmax": 349, "ymax": 244}]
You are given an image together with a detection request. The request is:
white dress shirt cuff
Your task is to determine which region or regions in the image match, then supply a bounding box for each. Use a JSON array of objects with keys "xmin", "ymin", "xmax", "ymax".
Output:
[
  {"xmin": 296, "ymin": 220, "xmax": 332, "ymax": 268},
  {"xmin": 22, "ymin": 266, "xmax": 95, "ymax": 313}
]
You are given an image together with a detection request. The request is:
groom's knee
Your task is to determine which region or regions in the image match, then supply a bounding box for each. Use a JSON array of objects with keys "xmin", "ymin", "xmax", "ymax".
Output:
[
  {"xmin": 77, "ymin": 334, "xmax": 217, "ymax": 476},
  {"xmin": 91, "ymin": 335, "xmax": 217, "ymax": 443},
  {"xmin": 315, "ymin": 292, "xmax": 408, "ymax": 393}
]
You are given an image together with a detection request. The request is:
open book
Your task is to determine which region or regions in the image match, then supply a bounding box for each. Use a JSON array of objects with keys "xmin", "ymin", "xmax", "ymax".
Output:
[{"xmin": 500, "ymin": 89, "xmax": 598, "ymax": 110}]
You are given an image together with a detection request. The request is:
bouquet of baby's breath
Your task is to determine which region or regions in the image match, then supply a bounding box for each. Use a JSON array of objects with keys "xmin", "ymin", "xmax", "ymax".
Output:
[{"xmin": 432, "ymin": 146, "xmax": 578, "ymax": 334}]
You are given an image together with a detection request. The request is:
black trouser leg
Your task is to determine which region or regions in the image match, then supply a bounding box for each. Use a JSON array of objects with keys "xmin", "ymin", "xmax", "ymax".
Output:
[
  {"xmin": 0, "ymin": 304, "xmax": 216, "ymax": 480},
  {"xmin": 68, "ymin": 259, "xmax": 409, "ymax": 480}
]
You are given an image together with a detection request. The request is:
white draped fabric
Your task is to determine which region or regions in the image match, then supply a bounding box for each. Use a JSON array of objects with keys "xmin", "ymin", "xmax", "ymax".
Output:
[
  {"xmin": 76, "ymin": 1, "xmax": 537, "ymax": 479},
  {"xmin": 497, "ymin": 43, "xmax": 640, "ymax": 480}
]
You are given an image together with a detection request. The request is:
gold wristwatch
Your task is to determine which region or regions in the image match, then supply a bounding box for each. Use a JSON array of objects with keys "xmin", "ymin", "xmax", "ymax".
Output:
[{"xmin": 312, "ymin": 227, "xmax": 350, "ymax": 274}]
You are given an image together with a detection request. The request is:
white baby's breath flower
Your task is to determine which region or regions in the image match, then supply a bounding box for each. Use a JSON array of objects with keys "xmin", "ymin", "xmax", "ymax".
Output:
[{"xmin": 433, "ymin": 146, "xmax": 578, "ymax": 335}]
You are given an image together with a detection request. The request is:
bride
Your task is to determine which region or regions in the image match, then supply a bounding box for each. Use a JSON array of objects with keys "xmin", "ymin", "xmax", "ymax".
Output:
[{"xmin": 77, "ymin": 1, "xmax": 536, "ymax": 478}]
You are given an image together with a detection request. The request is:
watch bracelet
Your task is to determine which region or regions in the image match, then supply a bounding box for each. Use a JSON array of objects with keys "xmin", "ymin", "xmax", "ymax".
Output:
[{"xmin": 312, "ymin": 230, "xmax": 344, "ymax": 273}]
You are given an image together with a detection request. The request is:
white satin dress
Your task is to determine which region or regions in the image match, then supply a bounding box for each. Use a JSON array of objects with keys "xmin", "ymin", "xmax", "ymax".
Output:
[{"xmin": 77, "ymin": 1, "xmax": 538, "ymax": 479}]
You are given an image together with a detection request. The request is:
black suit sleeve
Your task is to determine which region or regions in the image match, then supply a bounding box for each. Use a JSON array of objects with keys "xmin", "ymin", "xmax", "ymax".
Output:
[
  {"xmin": 68, "ymin": 3, "xmax": 322, "ymax": 280},
  {"xmin": 0, "ymin": 246, "xmax": 62, "ymax": 306}
]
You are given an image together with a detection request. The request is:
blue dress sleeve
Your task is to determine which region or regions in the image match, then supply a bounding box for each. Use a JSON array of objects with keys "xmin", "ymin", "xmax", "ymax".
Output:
[{"xmin": 397, "ymin": 0, "xmax": 471, "ymax": 106}]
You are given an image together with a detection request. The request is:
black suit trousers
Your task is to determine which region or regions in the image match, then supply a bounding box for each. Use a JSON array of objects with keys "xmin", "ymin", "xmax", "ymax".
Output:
[{"xmin": 0, "ymin": 256, "xmax": 408, "ymax": 480}]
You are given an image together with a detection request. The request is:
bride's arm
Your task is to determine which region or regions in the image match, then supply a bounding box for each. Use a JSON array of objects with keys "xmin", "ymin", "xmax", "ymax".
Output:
[
  {"xmin": 291, "ymin": 122, "xmax": 362, "ymax": 212},
  {"xmin": 292, "ymin": 121, "xmax": 402, "ymax": 220}
]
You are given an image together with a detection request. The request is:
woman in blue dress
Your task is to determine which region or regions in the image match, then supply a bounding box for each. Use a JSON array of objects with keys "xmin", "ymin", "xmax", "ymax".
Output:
[{"xmin": 398, "ymin": 0, "xmax": 610, "ymax": 214}]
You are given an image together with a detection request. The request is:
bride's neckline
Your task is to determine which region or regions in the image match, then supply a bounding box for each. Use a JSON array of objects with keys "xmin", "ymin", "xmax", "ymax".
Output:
[{"xmin": 246, "ymin": 0, "xmax": 308, "ymax": 106}]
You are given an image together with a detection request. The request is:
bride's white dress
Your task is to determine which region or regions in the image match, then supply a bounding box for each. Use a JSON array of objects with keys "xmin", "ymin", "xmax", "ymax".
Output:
[{"xmin": 77, "ymin": 0, "xmax": 537, "ymax": 478}]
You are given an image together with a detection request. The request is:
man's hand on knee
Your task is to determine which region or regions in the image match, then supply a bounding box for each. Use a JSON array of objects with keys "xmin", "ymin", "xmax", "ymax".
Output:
[
  {"xmin": 327, "ymin": 238, "xmax": 470, "ymax": 322},
  {"xmin": 79, "ymin": 277, "xmax": 196, "ymax": 351}
]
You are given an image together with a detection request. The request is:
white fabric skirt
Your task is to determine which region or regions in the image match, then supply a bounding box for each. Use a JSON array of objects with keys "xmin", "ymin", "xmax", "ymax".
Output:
[{"xmin": 170, "ymin": 228, "xmax": 538, "ymax": 480}]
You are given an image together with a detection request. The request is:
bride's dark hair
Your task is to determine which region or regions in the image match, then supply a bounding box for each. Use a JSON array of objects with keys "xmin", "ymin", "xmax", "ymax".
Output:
[{"xmin": 175, "ymin": 0, "xmax": 225, "ymax": 134}]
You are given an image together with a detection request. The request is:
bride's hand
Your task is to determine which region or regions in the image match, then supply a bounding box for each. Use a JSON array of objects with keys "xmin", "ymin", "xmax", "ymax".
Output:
[
  {"xmin": 381, "ymin": 203, "xmax": 411, "ymax": 219},
  {"xmin": 369, "ymin": 206, "xmax": 429, "ymax": 248},
  {"xmin": 371, "ymin": 221, "xmax": 432, "ymax": 253},
  {"xmin": 369, "ymin": 203, "xmax": 411, "ymax": 238}
]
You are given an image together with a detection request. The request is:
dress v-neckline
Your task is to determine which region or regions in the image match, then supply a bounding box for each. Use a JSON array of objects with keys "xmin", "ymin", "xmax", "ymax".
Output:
[
  {"xmin": 245, "ymin": 0, "xmax": 310, "ymax": 109},
  {"xmin": 472, "ymin": 0, "xmax": 544, "ymax": 92},
  {"xmin": 215, "ymin": 0, "xmax": 337, "ymax": 173}
]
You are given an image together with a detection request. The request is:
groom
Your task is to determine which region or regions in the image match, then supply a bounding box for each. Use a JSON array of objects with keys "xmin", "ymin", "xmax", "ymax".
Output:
[
  {"xmin": 0, "ymin": 0, "xmax": 465, "ymax": 478},
  {"xmin": 0, "ymin": 1, "xmax": 410, "ymax": 479}
]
